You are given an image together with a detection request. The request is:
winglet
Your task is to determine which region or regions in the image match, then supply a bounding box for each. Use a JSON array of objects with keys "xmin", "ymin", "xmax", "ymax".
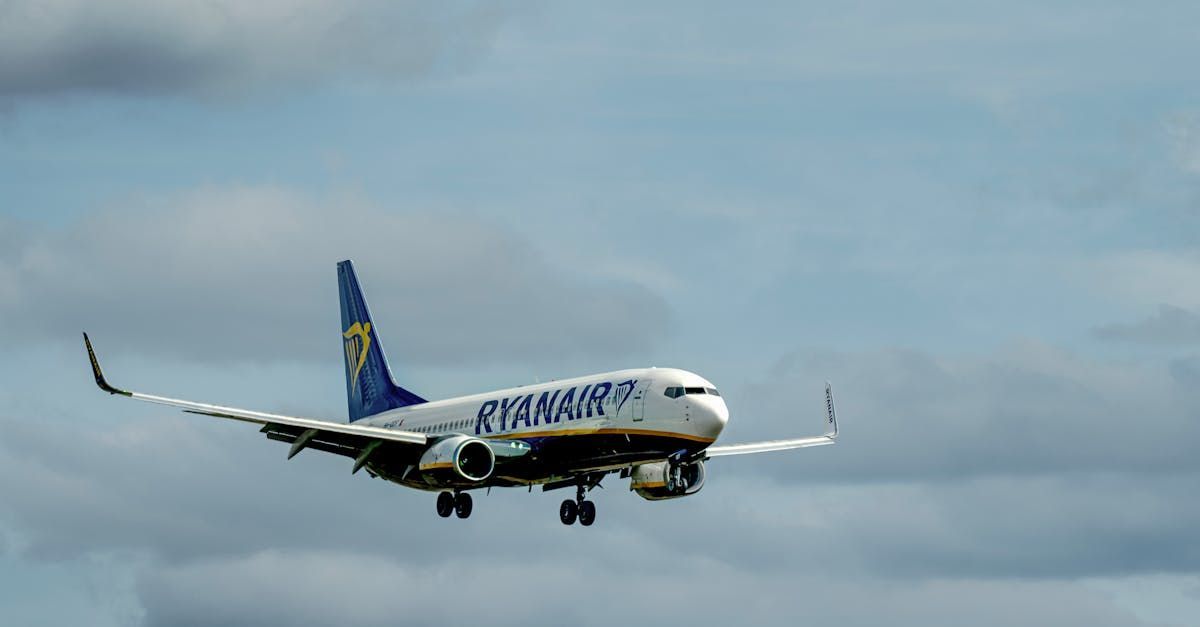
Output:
[
  {"xmin": 824, "ymin": 381, "xmax": 838, "ymax": 438},
  {"xmin": 83, "ymin": 333, "xmax": 131, "ymax": 396}
]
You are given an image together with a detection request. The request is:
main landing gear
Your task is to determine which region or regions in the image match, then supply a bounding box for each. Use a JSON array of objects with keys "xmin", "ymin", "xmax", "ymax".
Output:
[
  {"xmin": 437, "ymin": 491, "xmax": 473, "ymax": 519},
  {"xmin": 560, "ymin": 483, "xmax": 596, "ymax": 526}
]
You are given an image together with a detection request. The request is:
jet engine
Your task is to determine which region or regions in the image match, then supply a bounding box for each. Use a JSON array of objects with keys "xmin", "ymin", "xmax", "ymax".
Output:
[
  {"xmin": 630, "ymin": 460, "xmax": 706, "ymax": 500},
  {"xmin": 418, "ymin": 435, "xmax": 495, "ymax": 485}
]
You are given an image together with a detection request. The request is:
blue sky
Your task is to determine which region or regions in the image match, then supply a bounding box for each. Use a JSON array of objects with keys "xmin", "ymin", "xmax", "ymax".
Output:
[{"xmin": 2, "ymin": 1, "xmax": 1199, "ymax": 625}]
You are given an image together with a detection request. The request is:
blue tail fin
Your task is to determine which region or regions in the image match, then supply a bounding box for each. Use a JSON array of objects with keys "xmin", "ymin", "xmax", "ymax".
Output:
[{"xmin": 337, "ymin": 260, "xmax": 426, "ymax": 422}]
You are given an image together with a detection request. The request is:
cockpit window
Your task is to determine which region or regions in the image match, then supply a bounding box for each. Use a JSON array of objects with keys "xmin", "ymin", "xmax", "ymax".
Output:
[{"xmin": 667, "ymin": 386, "xmax": 721, "ymax": 397}]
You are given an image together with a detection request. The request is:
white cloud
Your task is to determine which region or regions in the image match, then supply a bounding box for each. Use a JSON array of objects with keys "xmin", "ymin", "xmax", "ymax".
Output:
[
  {"xmin": 0, "ymin": 186, "xmax": 671, "ymax": 367},
  {"xmin": 1166, "ymin": 112, "xmax": 1200, "ymax": 175},
  {"xmin": 1075, "ymin": 250, "xmax": 1200, "ymax": 311}
]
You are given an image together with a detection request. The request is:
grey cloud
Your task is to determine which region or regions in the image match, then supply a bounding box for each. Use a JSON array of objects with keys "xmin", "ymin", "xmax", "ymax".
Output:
[
  {"xmin": 1094, "ymin": 304, "xmax": 1200, "ymax": 345},
  {"xmin": 0, "ymin": 186, "xmax": 671, "ymax": 367},
  {"xmin": 0, "ymin": 1, "xmax": 515, "ymax": 99},
  {"xmin": 0, "ymin": 322, "xmax": 1197, "ymax": 624},
  {"xmin": 628, "ymin": 473, "xmax": 1200, "ymax": 582},
  {"xmin": 0, "ymin": 348, "xmax": 1196, "ymax": 625},
  {"xmin": 2, "ymin": 343, "xmax": 1198, "ymax": 583},
  {"xmin": 722, "ymin": 342, "xmax": 1200, "ymax": 483},
  {"xmin": 135, "ymin": 550, "xmax": 1149, "ymax": 627}
]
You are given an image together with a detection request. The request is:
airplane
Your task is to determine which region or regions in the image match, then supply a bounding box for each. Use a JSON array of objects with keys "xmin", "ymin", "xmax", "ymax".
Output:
[{"xmin": 84, "ymin": 260, "xmax": 838, "ymax": 526}]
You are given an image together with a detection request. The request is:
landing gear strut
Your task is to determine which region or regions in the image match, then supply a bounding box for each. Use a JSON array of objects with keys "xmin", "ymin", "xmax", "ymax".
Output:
[
  {"xmin": 437, "ymin": 491, "xmax": 473, "ymax": 519},
  {"xmin": 560, "ymin": 483, "xmax": 596, "ymax": 526}
]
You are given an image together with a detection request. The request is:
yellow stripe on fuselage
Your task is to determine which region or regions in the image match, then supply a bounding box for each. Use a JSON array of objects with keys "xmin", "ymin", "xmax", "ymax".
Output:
[{"xmin": 483, "ymin": 427, "xmax": 715, "ymax": 444}]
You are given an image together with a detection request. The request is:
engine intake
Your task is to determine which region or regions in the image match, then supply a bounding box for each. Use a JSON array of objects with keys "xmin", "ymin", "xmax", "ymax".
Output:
[
  {"xmin": 630, "ymin": 460, "xmax": 706, "ymax": 501},
  {"xmin": 418, "ymin": 435, "xmax": 495, "ymax": 484}
]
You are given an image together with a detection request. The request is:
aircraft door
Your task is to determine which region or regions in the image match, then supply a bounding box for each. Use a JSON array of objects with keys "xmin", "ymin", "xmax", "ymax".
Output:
[{"xmin": 631, "ymin": 384, "xmax": 646, "ymax": 422}]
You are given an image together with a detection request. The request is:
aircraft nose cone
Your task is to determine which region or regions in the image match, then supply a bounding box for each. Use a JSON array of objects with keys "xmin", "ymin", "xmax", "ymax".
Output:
[{"xmin": 699, "ymin": 398, "xmax": 729, "ymax": 438}]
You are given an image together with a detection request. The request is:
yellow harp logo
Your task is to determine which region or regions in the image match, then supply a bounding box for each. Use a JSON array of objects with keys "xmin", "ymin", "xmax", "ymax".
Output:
[{"xmin": 343, "ymin": 321, "xmax": 372, "ymax": 397}]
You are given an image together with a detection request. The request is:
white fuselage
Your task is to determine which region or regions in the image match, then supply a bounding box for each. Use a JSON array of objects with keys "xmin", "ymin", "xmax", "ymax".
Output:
[{"xmin": 359, "ymin": 367, "xmax": 728, "ymax": 453}]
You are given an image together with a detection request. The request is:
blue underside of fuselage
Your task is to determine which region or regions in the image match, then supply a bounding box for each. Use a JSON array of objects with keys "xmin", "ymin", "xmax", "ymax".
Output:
[{"xmin": 372, "ymin": 431, "xmax": 711, "ymax": 489}]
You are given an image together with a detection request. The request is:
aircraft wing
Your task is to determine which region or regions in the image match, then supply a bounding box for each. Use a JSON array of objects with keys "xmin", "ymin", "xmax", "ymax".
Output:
[
  {"xmin": 84, "ymin": 334, "xmax": 427, "ymax": 468},
  {"xmin": 705, "ymin": 382, "xmax": 839, "ymax": 458}
]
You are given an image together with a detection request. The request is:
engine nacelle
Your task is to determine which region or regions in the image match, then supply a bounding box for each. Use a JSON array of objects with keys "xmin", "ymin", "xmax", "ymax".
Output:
[
  {"xmin": 630, "ymin": 460, "xmax": 706, "ymax": 501},
  {"xmin": 418, "ymin": 435, "xmax": 495, "ymax": 485}
]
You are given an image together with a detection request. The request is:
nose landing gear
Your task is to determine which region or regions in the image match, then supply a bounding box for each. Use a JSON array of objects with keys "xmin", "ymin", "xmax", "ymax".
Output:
[
  {"xmin": 560, "ymin": 483, "xmax": 596, "ymax": 526},
  {"xmin": 436, "ymin": 491, "xmax": 473, "ymax": 519}
]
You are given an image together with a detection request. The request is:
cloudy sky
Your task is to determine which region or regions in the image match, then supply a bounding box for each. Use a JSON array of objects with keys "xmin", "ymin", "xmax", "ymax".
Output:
[{"xmin": 2, "ymin": 1, "xmax": 1199, "ymax": 625}]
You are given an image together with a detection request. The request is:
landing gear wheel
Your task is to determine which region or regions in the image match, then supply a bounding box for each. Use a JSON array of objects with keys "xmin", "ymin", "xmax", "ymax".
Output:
[
  {"xmin": 559, "ymin": 499, "xmax": 578, "ymax": 525},
  {"xmin": 455, "ymin": 492, "xmax": 473, "ymax": 519},
  {"xmin": 436, "ymin": 491, "xmax": 454, "ymax": 518},
  {"xmin": 578, "ymin": 500, "xmax": 596, "ymax": 526}
]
